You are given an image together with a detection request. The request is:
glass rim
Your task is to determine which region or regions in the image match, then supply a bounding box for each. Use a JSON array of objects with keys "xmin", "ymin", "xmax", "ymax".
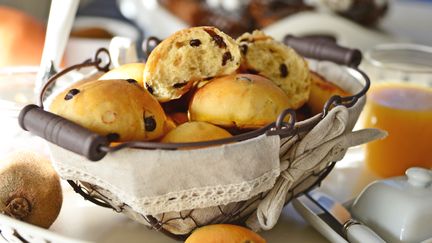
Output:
[{"xmin": 365, "ymin": 43, "xmax": 432, "ymax": 73}]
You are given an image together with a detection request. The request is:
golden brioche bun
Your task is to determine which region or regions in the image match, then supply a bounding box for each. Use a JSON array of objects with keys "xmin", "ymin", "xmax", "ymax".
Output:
[
  {"xmin": 0, "ymin": 6, "xmax": 45, "ymax": 67},
  {"xmin": 99, "ymin": 63, "xmax": 146, "ymax": 87},
  {"xmin": 189, "ymin": 74, "xmax": 290, "ymax": 129},
  {"xmin": 185, "ymin": 224, "xmax": 266, "ymax": 243},
  {"xmin": 143, "ymin": 26, "xmax": 241, "ymax": 102},
  {"xmin": 50, "ymin": 79, "xmax": 167, "ymax": 141},
  {"xmin": 161, "ymin": 121, "xmax": 231, "ymax": 143},
  {"xmin": 237, "ymin": 30, "xmax": 311, "ymax": 109},
  {"xmin": 308, "ymin": 72, "xmax": 351, "ymax": 115}
]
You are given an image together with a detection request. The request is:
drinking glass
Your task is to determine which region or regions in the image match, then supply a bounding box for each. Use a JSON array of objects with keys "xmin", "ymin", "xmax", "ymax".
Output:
[{"xmin": 362, "ymin": 43, "xmax": 432, "ymax": 177}]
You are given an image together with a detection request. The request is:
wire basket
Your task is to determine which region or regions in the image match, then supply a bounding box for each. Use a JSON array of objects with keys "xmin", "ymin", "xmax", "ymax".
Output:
[{"xmin": 17, "ymin": 36, "xmax": 369, "ymax": 241}]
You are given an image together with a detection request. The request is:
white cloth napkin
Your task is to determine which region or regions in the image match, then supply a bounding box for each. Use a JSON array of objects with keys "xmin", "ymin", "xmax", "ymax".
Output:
[{"xmin": 246, "ymin": 104, "xmax": 386, "ymax": 231}]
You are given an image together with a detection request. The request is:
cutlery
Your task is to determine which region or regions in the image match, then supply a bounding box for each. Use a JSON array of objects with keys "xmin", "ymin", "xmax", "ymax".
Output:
[
  {"xmin": 308, "ymin": 190, "xmax": 385, "ymax": 243},
  {"xmin": 293, "ymin": 195, "xmax": 348, "ymax": 243}
]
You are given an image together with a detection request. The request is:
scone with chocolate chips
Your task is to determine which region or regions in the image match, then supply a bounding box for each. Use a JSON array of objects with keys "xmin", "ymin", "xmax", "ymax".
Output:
[
  {"xmin": 237, "ymin": 30, "xmax": 311, "ymax": 109},
  {"xmin": 144, "ymin": 26, "xmax": 241, "ymax": 102},
  {"xmin": 50, "ymin": 79, "xmax": 167, "ymax": 141}
]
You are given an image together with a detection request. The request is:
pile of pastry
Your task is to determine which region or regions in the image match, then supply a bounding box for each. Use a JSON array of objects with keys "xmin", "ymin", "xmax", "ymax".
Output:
[{"xmin": 50, "ymin": 26, "xmax": 347, "ymax": 144}]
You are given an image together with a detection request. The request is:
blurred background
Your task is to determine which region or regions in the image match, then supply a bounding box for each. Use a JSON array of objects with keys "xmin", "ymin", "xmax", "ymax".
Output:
[{"xmin": 0, "ymin": 0, "xmax": 432, "ymax": 67}]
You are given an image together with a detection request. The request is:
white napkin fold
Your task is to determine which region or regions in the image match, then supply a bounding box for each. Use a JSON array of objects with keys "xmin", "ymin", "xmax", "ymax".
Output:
[{"xmin": 247, "ymin": 105, "xmax": 387, "ymax": 231}]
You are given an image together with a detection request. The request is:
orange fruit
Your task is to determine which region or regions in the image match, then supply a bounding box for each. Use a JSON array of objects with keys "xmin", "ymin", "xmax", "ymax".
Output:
[
  {"xmin": 0, "ymin": 6, "xmax": 45, "ymax": 67},
  {"xmin": 185, "ymin": 224, "xmax": 266, "ymax": 243}
]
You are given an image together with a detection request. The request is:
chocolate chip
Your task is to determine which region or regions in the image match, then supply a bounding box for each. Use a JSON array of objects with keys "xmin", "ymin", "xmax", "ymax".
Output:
[
  {"xmin": 222, "ymin": 52, "xmax": 233, "ymax": 66},
  {"xmin": 145, "ymin": 83, "xmax": 154, "ymax": 94},
  {"xmin": 106, "ymin": 133, "xmax": 120, "ymax": 142},
  {"xmin": 246, "ymin": 69, "xmax": 259, "ymax": 74},
  {"xmin": 172, "ymin": 82, "xmax": 188, "ymax": 89},
  {"xmin": 240, "ymin": 44, "xmax": 248, "ymax": 55},
  {"xmin": 203, "ymin": 28, "xmax": 227, "ymax": 48},
  {"xmin": 64, "ymin": 88, "xmax": 80, "ymax": 100},
  {"xmin": 144, "ymin": 115, "xmax": 156, "ymax": 132},
  {"xmin": 189, "ymin": 39, "xmax": 201, "ymax": 47},
  {"xmin": 238, "ymin": 38, "xmax": 249, "ymax": 42},
  {"xmin": 126, "ymin": 79, "xmax": 137, "ymax": 83},
  {"xmin": 280, "ymin": 64, "xmax": 288, "ymax": 78}
]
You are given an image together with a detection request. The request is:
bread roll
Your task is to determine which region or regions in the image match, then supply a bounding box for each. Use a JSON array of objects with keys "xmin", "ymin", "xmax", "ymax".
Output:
[
  {"xmin": 50, "ymin": 79, "xmax": 167, "ymax": 141},
  {"xmin": 237, "ymin": 30, "xmax": 311, "ymax": 109},
  {"xmin": 99, "ymin": 63, "xmax": 146, "ymax": 87},
  {"xmin": 189, "ymin": 74, "xmax": 290, "ymax": 129},
  {"xmin": 143, "ymin": 26, "xmax": 241, "ymax": 102},
  {"xmin": 308, "ymin": 72, "xmax": 350, "ymax": 115},
  {"xmin": 161, "ymin": 121, "xmax": 231, "ymax": 143}
]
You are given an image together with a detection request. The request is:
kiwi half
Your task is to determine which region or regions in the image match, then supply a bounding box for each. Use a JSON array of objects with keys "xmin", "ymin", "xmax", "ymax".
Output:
[{"xmin": 0, "ymin": 151, "xmax": 63, "ymax": 228}]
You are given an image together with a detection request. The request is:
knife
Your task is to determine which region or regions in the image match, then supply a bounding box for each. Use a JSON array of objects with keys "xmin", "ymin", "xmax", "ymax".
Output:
[
  {"xmin": 307, "ymin": 190, "xmax": 385, "ymax": 243},
  {"xmin": 293, "ymin": 195, "xmax": 348, "ymax": 243}
]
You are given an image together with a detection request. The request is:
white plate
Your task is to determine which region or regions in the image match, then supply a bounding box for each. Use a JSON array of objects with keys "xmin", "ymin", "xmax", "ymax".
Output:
[{"xmin": 262, "ymin": 12, "xmax": 401, "ymax": 52}]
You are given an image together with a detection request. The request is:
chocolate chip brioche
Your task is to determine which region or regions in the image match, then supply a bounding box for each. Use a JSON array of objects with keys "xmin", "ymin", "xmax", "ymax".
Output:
[
  {"xmin": 161, "ymin": 121, "xmax": 232, "ymax": 143},
  {"xmin": 189, "ymin": 74, "xmax": 290, "ymax": 129},
  {"xmin": 99, "ymin": 63, "xmax": 146, "ymax": 87},
  {"xmin": 143, "ymin": 26, "xmax": 241, "ymax": 102},
  {"xmin": 237, "ymin": 30, "xmax": 311, "ymax": 109},
  {"xmin": 308, "ymin": 71, "xmax": 350, "ymax": 115},
  {"xmin": 50, "ymin": 79, "xmax": 167, "ymax": 141}
]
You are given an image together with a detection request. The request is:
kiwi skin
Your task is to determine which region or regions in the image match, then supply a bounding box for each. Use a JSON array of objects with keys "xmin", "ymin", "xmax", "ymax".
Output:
[{"xmin": 0, "ymin": 151, "xmax": 63, "ymax": 228}]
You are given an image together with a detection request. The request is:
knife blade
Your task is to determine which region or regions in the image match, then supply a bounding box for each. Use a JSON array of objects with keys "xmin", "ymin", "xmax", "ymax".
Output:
[
  {"xmin": 292, "ymin": 195, "xmax": 348, "ymax": 243},
  {"xmin": 308, "ymin": 190, "xmax": 385, "ymax": 243}
]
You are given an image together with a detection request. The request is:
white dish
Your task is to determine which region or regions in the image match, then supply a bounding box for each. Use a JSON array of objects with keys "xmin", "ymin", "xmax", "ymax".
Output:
[
  {"xmin": 295, "ymin": 148, "xmax": 432, "ymax": 243},
  {"xmin": 262, "ymin": 12, "xmax": 401, "ymax": 52},
  {"xmin": 351, "ymin": 167, "xmax": 432, "ymax": 243}
]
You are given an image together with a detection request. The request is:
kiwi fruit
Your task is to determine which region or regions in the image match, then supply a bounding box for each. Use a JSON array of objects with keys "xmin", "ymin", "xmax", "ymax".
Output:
[{"xmin": 0, "ymin": 151, "xmax": 63, "ymax": 228}]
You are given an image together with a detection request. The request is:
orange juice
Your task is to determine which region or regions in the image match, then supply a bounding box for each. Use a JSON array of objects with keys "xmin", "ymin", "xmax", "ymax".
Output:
[{"xmin": 364, "ymin": 82, "xmax": 432, "ymax": 177}]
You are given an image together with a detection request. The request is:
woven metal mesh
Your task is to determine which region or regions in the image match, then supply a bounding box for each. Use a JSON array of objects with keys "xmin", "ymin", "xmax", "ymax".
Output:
[{"xmin": 67, "ymin": 147, "xmax": 336, "ymax": 241}]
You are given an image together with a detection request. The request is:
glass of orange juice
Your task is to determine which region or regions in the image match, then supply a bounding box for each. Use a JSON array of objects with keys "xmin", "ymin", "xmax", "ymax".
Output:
[{"xmin": 362, "ymin": 44, "xmax": 432, "ymax": 177}]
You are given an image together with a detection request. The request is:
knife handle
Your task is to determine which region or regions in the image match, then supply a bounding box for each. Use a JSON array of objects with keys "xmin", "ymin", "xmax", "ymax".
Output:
[{"xmin": 346, "ymin": 222, "xmax": 385, "ymax": 243}]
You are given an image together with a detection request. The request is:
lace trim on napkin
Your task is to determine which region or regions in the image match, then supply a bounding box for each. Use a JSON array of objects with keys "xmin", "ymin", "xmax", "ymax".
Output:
[{"xmin": 54, "ymin": 164, "xmax": 280, "ymax": 216}]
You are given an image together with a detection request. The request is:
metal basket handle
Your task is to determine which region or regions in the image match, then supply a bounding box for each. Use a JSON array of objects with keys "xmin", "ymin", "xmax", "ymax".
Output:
[
  {"xmin": 142, "ymin": 35, "xmax": 362, "ymax": 67},
  {"xmin": 19, "ymin": 105, "xmax": 109, "ymax": 161},
  {"xmin": 18, "ymin": 36, "xmax": 369, "ymax": 161},
  {"xmin": 283, "ymin": 35, "xmax": 362, "ymax": 67}
]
